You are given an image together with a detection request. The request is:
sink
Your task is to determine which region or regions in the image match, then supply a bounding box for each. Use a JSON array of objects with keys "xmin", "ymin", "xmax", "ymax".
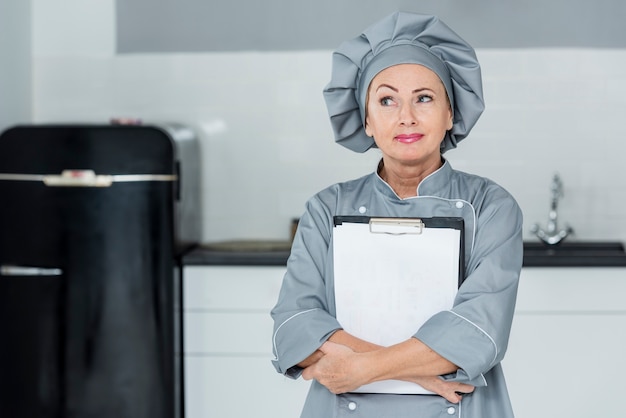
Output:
[{"xmin": 523, "ymin": 241, "xmax": 626, "ymax": 267}]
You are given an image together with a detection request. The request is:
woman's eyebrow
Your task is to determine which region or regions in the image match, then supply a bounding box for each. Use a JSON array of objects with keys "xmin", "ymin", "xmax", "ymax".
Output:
[
  {"xmin": 375, "ymin": 84, "xmax": 434, "ymax": 94},
  {"xmin": 375, "ymin": 83, "xmax": 398, "ymax": 93}
]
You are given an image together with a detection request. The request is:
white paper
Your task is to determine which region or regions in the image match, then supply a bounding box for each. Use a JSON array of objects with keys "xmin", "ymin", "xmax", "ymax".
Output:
[{"xmin": 333, "ymin": 220, "xmax": 461, "ymax": 394}]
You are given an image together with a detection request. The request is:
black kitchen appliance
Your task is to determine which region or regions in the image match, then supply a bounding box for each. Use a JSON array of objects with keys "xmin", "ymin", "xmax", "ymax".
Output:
[{"xmin": 0, "ymin": 124, "xmax": 200, "ymax": 418}]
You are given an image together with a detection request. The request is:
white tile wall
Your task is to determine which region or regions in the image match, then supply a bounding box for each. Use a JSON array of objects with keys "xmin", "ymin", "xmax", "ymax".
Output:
[{"xmin": 31, "ymin": 1, "xmax": 626, "ymax": 243}]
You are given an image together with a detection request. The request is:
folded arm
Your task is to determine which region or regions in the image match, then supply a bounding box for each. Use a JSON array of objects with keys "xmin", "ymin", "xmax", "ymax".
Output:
[{"xmin": 301, "ymin": 330, "xmax": 474, "ymax": 403}]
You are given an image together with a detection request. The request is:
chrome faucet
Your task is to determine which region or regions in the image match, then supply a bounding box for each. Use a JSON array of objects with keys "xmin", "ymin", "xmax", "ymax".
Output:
[{"xmin": 530, "ymin": 173, "xmax": 573, "ymax": 245}]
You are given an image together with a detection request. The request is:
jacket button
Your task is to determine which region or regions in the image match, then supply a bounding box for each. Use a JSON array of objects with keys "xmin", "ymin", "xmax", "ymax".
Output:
[
  {"xmin": 447, "ymin": 406, "xmax": 456, "ymax": 414},
  {"xmin": 348, "ymin": 401, "xmax": 357, "ymax": 411}
]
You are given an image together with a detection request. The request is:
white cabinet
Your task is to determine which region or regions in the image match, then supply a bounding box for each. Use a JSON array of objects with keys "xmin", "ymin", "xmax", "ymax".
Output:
[
  {"xmin": 183, "ymin": 265, "xmax": 626, "ymax": 418},
  {"xmin": 503, "ymin": 268, "xmax": 626, "ymax": 418},
  {"xmin": 182, "ymin": 266, "xmax": 309, "ymax": 418}
]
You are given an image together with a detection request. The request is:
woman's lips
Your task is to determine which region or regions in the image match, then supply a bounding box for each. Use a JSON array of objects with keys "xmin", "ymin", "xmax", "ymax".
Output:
[{"xmin": 395, "ymin": 133, "xmax": 424, "ymax": 144}]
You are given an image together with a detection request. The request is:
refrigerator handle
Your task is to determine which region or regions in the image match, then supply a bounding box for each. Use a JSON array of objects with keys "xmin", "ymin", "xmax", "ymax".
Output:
[
  {"xmin": 1, "ymin": 170, "xmax": 177, "ymax": 187},
  {"xmin": 43, "ymin": 170, "xmax": 113, "ymax": 187},
  {"xmin": 1, "ymin": 265, "xmax": 63, "ymax": 276}
]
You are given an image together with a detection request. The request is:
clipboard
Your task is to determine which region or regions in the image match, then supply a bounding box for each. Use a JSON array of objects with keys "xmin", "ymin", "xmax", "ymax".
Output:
[{"xmin": 332, "ymin": 216, "xmax": 465, "ymax": 394}]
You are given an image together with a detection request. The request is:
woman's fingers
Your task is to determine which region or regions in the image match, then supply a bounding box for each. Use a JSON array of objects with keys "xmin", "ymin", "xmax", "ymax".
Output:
[{"xmin": 413, "ymin": 376, "xmax": 475, "ymax": 403}]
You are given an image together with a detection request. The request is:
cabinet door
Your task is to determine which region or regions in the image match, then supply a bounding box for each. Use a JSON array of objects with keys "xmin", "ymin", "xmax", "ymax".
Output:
[
  {"xmin": 503, "ymin": 268, "xmax": 626, "ymax": 418},
  {"xmin": 182, "ymin": 266, "xmax": 309, "ymax": 418},
  {"xmin": 505, "ymin": 315, "xmax": 626, "ymax": 418},
  {"xmin": 185, "ymin": 356, "xmax": 310, "ymax": 418}
]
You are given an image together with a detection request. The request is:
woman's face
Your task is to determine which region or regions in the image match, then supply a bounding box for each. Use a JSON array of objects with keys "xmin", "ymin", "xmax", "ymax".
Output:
[{"xmin": 365, "ymin": 64, "xmax": 453, "ymax": 168}]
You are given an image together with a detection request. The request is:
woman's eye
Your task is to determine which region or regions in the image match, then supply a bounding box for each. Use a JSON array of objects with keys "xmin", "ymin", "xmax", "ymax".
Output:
[
  {"xmin": 417, "ymin": 95, "xmax": 433, "ymax": 103},
  {"xmin": 380, "ymin": 97, "xmax": 395, "ymax": 106}
]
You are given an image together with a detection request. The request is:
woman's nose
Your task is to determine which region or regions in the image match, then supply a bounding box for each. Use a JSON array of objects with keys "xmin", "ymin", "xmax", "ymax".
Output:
[{"xmin": 399, "ymin": 105, "xmax": 418, "ymax": 126}]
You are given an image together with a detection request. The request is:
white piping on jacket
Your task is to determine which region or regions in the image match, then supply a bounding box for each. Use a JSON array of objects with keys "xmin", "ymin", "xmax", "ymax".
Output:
[
  {"xmin": 448, "ymin": 309, "xmax": 498, "ymax": 377},
  {"xmin": 413, "ymin": 195, "xmax": 477, "ymax": 255},
  {"xmin": 272, "ymin": 308, "xmax": 319, "ymax": 361}
]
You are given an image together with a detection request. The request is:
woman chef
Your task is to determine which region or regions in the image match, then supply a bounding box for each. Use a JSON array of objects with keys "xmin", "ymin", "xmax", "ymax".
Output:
[{"xmin": 270, "ymin": 11, "xmax": 523, "ymax": 418}]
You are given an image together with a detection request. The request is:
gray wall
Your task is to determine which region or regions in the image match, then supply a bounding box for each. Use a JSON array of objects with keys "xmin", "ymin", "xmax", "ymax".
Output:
[
  {"xmin": 117, "ymin": 0, "xmax": 626, "ymax": 53},
  {"xmin": 0, "ymin": 0, "xmax": 32, "ymax": 132}
]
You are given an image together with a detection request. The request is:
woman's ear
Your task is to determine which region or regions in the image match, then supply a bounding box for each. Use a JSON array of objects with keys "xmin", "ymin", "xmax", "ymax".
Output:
[{"xmin": 364, "ymin": 119, "xmax": 372, "ymax": 137}]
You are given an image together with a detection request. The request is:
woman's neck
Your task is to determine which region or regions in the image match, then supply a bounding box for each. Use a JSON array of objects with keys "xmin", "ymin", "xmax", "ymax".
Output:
[{"xmin": 378, "ymin": 157, "xmax": 443, "ymax": 198}]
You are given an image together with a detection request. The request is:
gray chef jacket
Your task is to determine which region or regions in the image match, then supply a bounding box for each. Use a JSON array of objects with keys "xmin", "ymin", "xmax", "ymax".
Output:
[{"xmin": 271, "ymin": 160, "xmax": 523, "ymax": 418}]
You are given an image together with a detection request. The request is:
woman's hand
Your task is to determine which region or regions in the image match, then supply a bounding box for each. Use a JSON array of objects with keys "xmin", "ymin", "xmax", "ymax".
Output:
[
  {"xmin": 301, "ymin": 341, "xmax": 367, "ymax": 394},
  {"xmin": 410, "ymin": 376, "xmax": 475, "ymax": 404}
]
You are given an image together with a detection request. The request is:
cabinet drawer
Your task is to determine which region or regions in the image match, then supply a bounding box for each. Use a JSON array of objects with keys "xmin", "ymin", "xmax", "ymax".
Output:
[
  {"xmin": 183, "ymin": 266, "xmax": 286, "ymax": 310},
  {"xmin": 517, "ymin": 268, "xmax": 626, "ymax": 312},
  {"xmin": 184, "ymin": 311, "xmax": 273, "ymax": 354}
]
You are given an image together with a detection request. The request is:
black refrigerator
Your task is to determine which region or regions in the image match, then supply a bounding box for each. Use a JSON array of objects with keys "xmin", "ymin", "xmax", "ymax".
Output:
[{"xmin": 0, "ymin": 124, "xmax": 200, "ymax": 418}]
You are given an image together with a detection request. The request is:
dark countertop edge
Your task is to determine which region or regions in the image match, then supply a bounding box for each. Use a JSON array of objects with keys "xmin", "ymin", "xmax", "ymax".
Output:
[
  {"xmin": 183, "ymin": 248, "xmax": 626, "ymax": 268},
  {"xmin": 183, "ymin": 250, "xmax": 290, "ymax": 266},
  {"xmin": 523, "ymin": 257, "xmax": 626, "ymax": 267}
]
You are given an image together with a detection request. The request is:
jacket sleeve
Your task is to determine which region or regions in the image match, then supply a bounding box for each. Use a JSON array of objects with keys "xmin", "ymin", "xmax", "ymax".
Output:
[
  {"xmin": 414, "ymin": 186, "xmax": 523, "ymax": 383},
  {"xmin": 270, "ymin": 195, "xmax": 341, "ymax": 378}
]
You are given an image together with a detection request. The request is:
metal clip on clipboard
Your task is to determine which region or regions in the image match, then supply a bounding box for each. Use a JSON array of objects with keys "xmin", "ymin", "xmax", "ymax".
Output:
[{"xmin": 369, "ymin": 218, "xmax": 425, "ymax": 235}]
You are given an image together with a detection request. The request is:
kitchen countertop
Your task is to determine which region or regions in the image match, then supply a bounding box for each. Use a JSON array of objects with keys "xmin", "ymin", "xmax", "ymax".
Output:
[
  {"xmin": 182, "ymin": 241, "xmax": 290, "ymax": 266},
  {"xmin": 522, "ymin": 241, "xmax": 626, "ymax": 267},
  {"xmin": 182, "ymin": 241, "xmax": 626, "ymax": 267},
  {"xmin": 183, "ymin": 247, "xmax": 290, "ymax": 266}
]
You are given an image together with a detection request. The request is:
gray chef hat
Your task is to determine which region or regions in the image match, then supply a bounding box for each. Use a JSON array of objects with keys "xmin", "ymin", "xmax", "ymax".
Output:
[{"xmin": 323, "ymin": 11, "xmax": 484, "ymax": 153}]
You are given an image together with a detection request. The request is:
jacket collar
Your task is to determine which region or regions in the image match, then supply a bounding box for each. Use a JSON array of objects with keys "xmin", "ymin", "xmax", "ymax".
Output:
[{"xmin": 374, "ymin": 158, "xmax": 452, "ymax": 199}]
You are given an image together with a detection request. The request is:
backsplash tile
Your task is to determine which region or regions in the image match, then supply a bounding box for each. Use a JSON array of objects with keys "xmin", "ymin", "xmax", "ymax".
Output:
[{"xmin": 33, "ymin": 48, "xmax": 626, "ymax": 243}]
